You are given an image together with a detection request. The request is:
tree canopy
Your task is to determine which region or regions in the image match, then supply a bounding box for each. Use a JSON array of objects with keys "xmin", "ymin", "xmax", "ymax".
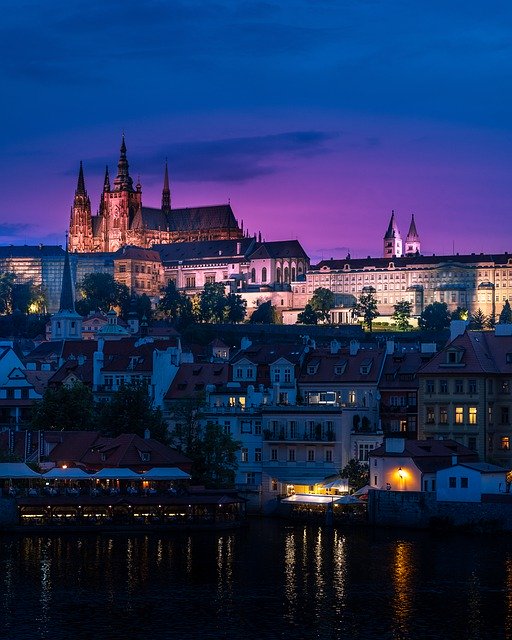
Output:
[
  {"xmin": 158, "ymin": 281, "xmax": 194, "ymax": 326},
  {"xmin": 76, "ymin": 273, "xmax": 130, "ymax": 316},
  {"xmin": 0, "ymin": 273, "xmax": 46, "ymax": 315},
  {"xmin": 352, "ymin": 292, "xmax": 380, "ymax": 332},
  {"xmin": 95, "ymin": 381, "xmax": 169, "ymax": 443},
  {"xmin": 418, "ymin": 302, "xmax": 451, "ymax": 331},
  {"xmin": 392, "ymin": 300, "xmax": 413, "ymax": 331},
  {"xmin": 249, "ymin": 300, "xmax": 278, "ymax": 324},
  {"xmin": 296, "ymin": 303, "xmax": 318, "ymax": 325},
  {"xmin": 30, "ymin": 382, "xmax": 96, "ymax": 431},
  {"xmin": 309, "ymin": 287, "xmax": 335, "ymax": 323},
  {"xmin": 499, "ymin": 300, "xmax": 512, "ymax": 324},
  {"xmin": 470, "ymin": 308, "xmax": 492, "ymax": 330},
  {"xmin": 339, "ymin": 458, "xmax": 369, "ymax": 493}
]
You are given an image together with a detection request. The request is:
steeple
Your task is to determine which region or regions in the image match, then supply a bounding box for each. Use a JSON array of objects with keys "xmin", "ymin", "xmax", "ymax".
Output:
[
  {"xmin": 405, "ymin": 214, "xmax": 421, "ymax": 256},
  {"xmin": 103, "ymin": 165, "xmax": 111, "ymax": 192},
  {"xmin": 51, "ymin": 238, "xmax": 83, "ymax": 340},
  {"xmin": 383, "ymin": 210, "xmax": 402, "ymax": 258},
  {"xmin": 113, "ymin": 134, "xmax": 134, "ymax": 192},
  {"xmin": 161, "ymin": 160, "xmax": 171, "ymax": 213},
  {"xmin": 76, "ymin": 161, "xmax": 86, "ymax": 196},
  {"xmin": 59, "ymin": 241, "xmax": 75, "ymax": 313}
]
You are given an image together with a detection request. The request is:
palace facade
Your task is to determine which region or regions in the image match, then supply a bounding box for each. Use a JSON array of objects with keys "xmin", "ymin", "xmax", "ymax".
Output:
[
  {"xmin": 68, "ymin": 136, "xmax": 243, "ymax": 253},
  {"xmin": 292, "ymin": 212, "xmax": 512, "ymax": 320}
]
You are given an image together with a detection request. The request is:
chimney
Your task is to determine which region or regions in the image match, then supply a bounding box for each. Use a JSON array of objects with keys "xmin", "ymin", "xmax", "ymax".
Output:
[
  {"xmin": 236, "ymin": 241, "xmax": 241, "ymax": 255},
  {"xmin": 451, "ymin": 455, "xmax": 458, "ymax": 466},
  {"xmin": 449, "ymin": 319, "xmax": 467, "ymax": 342},
  {"xmin": 349, "ymin": 339, "xmax": 359, "ymax": 356},
  {"xmin": 386, "ymin": 340, "xmax": 395, "ymax": 355},
  {"xmin": 144, "ymin": 429, "xmax": 151, "ymax": 440}
]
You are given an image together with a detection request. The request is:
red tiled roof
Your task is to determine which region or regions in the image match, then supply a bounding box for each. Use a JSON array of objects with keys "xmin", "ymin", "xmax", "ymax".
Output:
[
  {"xmin": 165, "ymin": 363, "xmax": 229, "ymax": 400},
  {"xmin": 298, "ymin": 347, "xmax": 385, "ymax": 384}
]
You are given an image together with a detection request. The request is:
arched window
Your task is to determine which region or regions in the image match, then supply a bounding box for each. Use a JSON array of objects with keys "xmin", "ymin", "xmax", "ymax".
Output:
[
  {"xmin": 261, "ymin": 267, "xmax": 267, "ymax": 283},
  {"xmin": 276, "ymin": 268, "xmax": 282, "ymax": 283},
  {"xmin": 291, "ymin": 267, "xmax": 296, "ymax": 281},
  {"xmin": 284, "ymin": 267, "xmax": 289, "ymax": 283},
  {"xmin": 298, "ymin": 264, "xmax": 303, "ymax": 275},
  {"xmin": 251, "ymin": 268, "xmax": 256, "ymax": 283}
]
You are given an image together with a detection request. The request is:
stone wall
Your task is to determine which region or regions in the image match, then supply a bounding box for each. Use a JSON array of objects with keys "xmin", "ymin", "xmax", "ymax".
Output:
[{"xmin": 368, "ymin": 490, "xmax": 512, "ymax": 531}]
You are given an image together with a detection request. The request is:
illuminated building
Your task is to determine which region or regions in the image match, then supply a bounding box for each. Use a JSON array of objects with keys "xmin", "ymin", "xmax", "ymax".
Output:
[{"xmin": 68, "ymin": 136, "xmax": 243, "ymax": 254}]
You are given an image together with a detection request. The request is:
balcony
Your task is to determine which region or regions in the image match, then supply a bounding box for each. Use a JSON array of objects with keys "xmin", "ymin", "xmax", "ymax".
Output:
[{"xmin": 263, "ymin": 429, "xmax": 336, "ymax": 443}]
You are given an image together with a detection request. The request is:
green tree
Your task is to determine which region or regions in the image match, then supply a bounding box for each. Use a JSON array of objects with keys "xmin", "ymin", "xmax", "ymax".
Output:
[
  {"xmin": 340, "ymin": 458, "xmax": 369, "ymax": 493},
  {"xmin": 470, "ymin": 308, "xmax": 489, "ymax": 330},
  {"xmin": 96, "ymin": 381, "xmax": 169, "ymax": 444},
  {"xmin": 0, "ymin": 273, "xmax": 15, "ymax": 315},
  {"xmin": 297, "ymin": 303, "xmax": 318, "ymax": 325},
  {"xmin": 352, "ymin": 292, "xmax": 380, "ymax": 332},
  {"xmin": 199, "ymin": 282, "xmax": 228, "ymax": 323},
  {"xmin": 418, "ymin": 302, "xmax": 451, "ymax": 331},
  {"xmin": 250, "ymin": 300, "xmax": 278, "ymax": 324},
  {"xmin": 392, "ymin": 300, "xmax": 413, "ymax": 331},
  {"xmin": 309, "ymin": 287, "xmax": 335, "ymax": 324},
  {"xmin": 30, "ymin": 382, "xmax": 96, "ymax": 431},
  {"xmin": 158, "ymin": 281, "xmax": 194, "ymax": 325},
  {"xmin": 499, "ymin": 300, "xmax": 512, "ymax": 324},
  {"xmin": 187, "ymin": 421, "xmax": 240, "ymax": 488},
  {"xmin": 76, "ymin": 273, "xmax": 130, "ymax": 315},
  {"xmin": 450, "ymin": 306, "xmax": 469, "ymax": 321},
  {"xmin": 225, "ymin": 293, "xmax": 247, "ymax": 323}
]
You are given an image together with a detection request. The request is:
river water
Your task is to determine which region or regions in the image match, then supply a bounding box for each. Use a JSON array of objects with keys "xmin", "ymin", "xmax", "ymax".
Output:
[{"xmin": 0, "ymin": 519, "xmax": 511, "ymax": 640}]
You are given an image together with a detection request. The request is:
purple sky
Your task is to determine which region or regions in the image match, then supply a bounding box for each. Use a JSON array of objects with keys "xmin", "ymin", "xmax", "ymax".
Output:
[{"xmin": 1, "ymin": 1, "xmax": 511, "ymax": 263}]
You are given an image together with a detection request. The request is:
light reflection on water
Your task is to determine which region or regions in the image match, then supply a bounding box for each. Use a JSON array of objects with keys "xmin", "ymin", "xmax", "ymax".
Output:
[{"xmin": 0, "ymin": 521, "xmax": 511, "ymax": 640}]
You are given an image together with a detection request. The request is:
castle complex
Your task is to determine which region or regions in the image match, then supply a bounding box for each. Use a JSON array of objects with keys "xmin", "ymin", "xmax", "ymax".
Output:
[{"xmin": 68, "ymin": 136, "xmax": 243, "ymax": 253}]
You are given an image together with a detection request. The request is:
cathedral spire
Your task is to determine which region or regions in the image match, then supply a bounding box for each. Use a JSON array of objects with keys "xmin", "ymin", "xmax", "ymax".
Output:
[
  {"xmin": 161, "ymin": 159, "xmax": 171, "ymax": 213},
  {"xmin": 383, "ymin": 210, "xmax": 402, "ymax": 258},
  {"xmin": 103, "ymin": 165, "xmax": 111, "ymax": 192},
  {"xmin": 113, "ymin": 134, "xmax": 134, "ymax": 192},
  {"xmin": 59, "ymin": 239, "xmax": 75, "ymax": 313},
  {"xmin": 405, "ymin": 214, "xmax": 421, "ymax": 256},
  {"xmin": 76, "ymin": 161, "xmax": 86, "ymax": 196}
]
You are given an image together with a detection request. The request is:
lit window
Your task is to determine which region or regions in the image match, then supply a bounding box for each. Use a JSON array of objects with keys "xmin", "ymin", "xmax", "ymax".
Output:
[
  {"xmin": 241, "ymin": 448, "xmax": 249, "ymax": 463},
  {"xmin": 455, "ymin": 407, "xmax": 464, "ymax": 424},
  {"xmin": 468, "ymin": 407, "xmax": 477, "ymax": 425},
  {"xmin": 501, "ymin": 436, "xmax": 510, "ymax": 451}
]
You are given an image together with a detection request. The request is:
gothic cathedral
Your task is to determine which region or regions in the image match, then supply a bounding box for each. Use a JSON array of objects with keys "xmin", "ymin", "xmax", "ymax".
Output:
[{"xmin": 68, "ymin": 136, "xmax": 243, "ymax": 253}]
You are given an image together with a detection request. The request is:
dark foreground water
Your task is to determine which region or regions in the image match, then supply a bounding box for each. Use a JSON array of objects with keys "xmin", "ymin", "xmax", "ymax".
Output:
[{"xmin": 1, "ymin": 519, "xmax": 511, "ymax": 640}]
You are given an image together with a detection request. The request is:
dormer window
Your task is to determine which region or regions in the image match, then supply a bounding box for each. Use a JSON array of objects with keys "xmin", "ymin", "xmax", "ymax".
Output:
[
  {"xmin": 100, "ymin": 453, "xmax": 107, "ymax": 462},
  {"xmin": 140, "ymin": 452, "xmax": 150, "ymax": 462},
  {"xmin": 307, "ymin": 365, "xmax": 317, "ymax": 375}
]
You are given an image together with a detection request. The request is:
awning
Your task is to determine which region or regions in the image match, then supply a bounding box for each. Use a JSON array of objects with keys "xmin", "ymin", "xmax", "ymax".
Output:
[
  {"xmin": 92, "ymin": 468, "xmax": 142, "ymax": 480},
  {"xmin": 140, "ymin": 467, "xmax": 191, "ymax": 480},
  {"xmin": 41, "ymin": 468, "xmax": 92, "ymax": 480},
  {"xmin": 282, "ymin": 494, "xmax": 362, "ymax": 506},
  {"xmin": 0, "ymin": 463, "xmax": 41, "ymax": 479},
  {"xmin": 353, "ymin": 484, "xmax": 371, "ymax": 497},
  {"xmin": 282, "ymin": 494, "xmax": 337, "ymax": 505}
]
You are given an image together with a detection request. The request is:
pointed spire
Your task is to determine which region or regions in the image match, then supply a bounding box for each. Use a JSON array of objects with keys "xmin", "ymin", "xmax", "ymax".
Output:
[
  {"xmin": 384, "ymin": 210, "xmax": 401, "ymax": 239},
  {"xmin": 103, "ymin": 165, "xmax": 110, "ymax": 192},
  {"xmin": 113, "ymin": 134, "xmax": 134, "ymax": 191},
  {"xmin": 406, "ymin": 213, "xmax": 419, "ymax": 240},
  {"xmin": 161, "ymin": 159, "xmax": 171, "ymax": 213},
  {"xmin": 76, "ymin": 161, "xmax": 86, "ymax": 196},
  {"xmin": 59, "ymin": 238, "xmax": 75, "ymax": 313}
]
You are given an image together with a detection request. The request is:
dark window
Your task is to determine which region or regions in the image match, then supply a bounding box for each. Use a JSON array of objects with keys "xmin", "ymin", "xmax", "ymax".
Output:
[
  {"xmin": 449, "ymin": 477, "xmax": 456, "ymax": 488},
  {"xmin": 439, "ymin": 380, "xmax": 448, "ymax": 394},
  {"xmin": 455, "ymin": 380, "xmax": 464, "ymax": 394},
  {"xmin": 468, "ymin": 380, "xmax": 477, "ymax": 394},
  {"xmin": 460, "ymin": 477, "xmax": 468, "ymax": 489}
]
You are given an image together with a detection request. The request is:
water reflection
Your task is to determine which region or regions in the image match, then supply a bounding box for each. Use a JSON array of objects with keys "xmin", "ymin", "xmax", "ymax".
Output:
[
  {"xmin": 392, "ymin": 541, "xmax": 415, "ymax": 639},
  {"xmin": 1, "ymin": 524, "xmax": 512, "ymax": 640}
]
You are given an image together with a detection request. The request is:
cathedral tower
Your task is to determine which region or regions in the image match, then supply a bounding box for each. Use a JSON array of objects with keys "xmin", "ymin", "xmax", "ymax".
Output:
[
  {"xmin": 383, "ymin": 210, "xmax": 402, "ymax": 258},
  {"xmin": 99, "ymin": 135, "xmax": 142, "ymax": 252},
  {"xmin": 405, "ymin": 214, "xmax": 421, "ymax": 256},
  {"xmin": 161, "ymin": 160, "xmax": 171, "ymax": 214},
  {"xmin": 68, "ymin": 162, "xmax": 93, "ymax": 252}
]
